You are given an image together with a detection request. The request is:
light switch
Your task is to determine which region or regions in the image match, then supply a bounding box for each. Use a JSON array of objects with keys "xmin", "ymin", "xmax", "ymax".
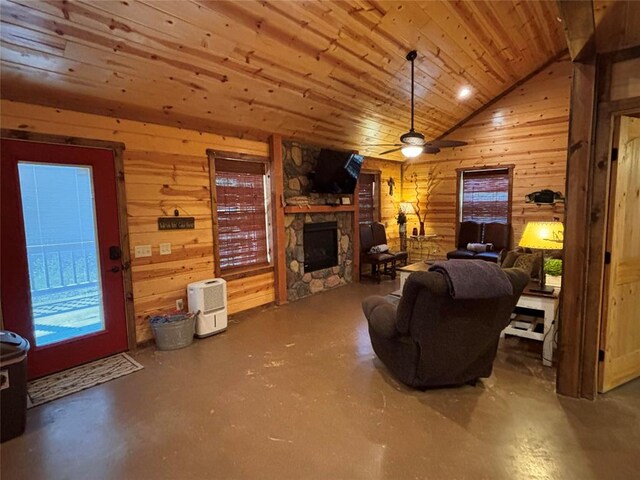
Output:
[
  {"xmin": 159, "ymin": 243, "xmax": 172, "ymax": 255},
  {"xmin": 134, "ymin": 245, "xmax": 152, "ymax": 258}
]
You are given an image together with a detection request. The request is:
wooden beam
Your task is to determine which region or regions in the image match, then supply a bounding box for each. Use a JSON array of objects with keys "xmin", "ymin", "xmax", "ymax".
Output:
[
  {"xmin": 556, "ymin": 0, "xmax": 596, "ymax": 62},
  {"xmin": 556, "ymin": 60, "xmax": 597, "ymax": 398},
  {"xmin": 353, "ymin": 179, "xmax": 360, "ymax": 282},
  {"xmin": 270, "ymin": 134, "xmax": 288, "ymax": 305}
]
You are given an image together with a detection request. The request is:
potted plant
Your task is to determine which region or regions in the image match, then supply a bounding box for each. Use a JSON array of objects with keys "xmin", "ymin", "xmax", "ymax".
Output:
[
  {"xmin": 544, "ymin": 258, "xmax": 562, "ymax": 288},
  {"xmin": 397, "ymin": 208, "xmax": 407, "ymax": 251},
  {"xmin": 396, "ymin": 209, "xmax": 407, "ymax": 231}
]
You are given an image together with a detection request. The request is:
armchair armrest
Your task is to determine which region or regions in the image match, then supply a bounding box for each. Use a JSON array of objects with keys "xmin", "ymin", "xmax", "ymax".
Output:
[{"xmin": 362, "ymin": 296, "xmax": 399, "ymax": 339}]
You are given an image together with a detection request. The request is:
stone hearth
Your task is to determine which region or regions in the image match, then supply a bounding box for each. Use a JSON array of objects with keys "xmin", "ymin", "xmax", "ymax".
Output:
[{"xmin": 285, "ymin": 212, "xmax": 352, "ymax": 302}]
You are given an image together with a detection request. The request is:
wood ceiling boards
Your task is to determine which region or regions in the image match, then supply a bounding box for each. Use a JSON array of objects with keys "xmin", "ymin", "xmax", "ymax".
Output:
[{"xmin": 0, "ymin": 1, "xmax": 567, "ymax": 159}]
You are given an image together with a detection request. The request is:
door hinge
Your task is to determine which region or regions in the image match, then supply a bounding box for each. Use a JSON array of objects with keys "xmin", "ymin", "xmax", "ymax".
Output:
[
  {"xmin": 604, "ymin": 251, "xmax": 611, "ymax": 264},
  {"xmin": 598, "ymin": 350, "xmax": 605, "ymax": 362},
  {"xmin": 611, "ymin": 147, "xmax": 618, "ymax": 162}
]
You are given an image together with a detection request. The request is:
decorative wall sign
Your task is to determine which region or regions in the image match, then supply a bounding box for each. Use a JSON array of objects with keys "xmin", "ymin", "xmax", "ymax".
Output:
[{"xmin": 158, "ymin": 217, "xmax": 195, "ymax": 230}]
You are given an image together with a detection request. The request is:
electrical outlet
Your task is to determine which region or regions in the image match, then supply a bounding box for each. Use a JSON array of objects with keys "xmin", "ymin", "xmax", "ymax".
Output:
[
  {"xmin": 176, "ymin": 299, "xmax": 184, "ymax": 311},
  {"xmin": 134, "ymin": 245, "xmax": 152, "ymax": 258},
  {"xmin": 159, "ymin": 242, "xmax": 172, "ymax": 255}
]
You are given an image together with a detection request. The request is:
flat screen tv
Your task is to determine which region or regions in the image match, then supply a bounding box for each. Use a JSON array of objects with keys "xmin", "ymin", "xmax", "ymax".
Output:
[{"xmin": 311, "ymin": 149, "xmax": 364, "ymax": 194}]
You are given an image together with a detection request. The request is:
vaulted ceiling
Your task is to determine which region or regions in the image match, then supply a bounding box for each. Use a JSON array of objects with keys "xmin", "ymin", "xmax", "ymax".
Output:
[{"xmin": 0, "ymin": 1, "xmax": 567, "ymax": 159}]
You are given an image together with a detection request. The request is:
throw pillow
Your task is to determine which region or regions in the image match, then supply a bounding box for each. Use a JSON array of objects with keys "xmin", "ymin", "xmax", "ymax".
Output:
[
  {"xmin": 501, "ymin": 250, "xmax": 522, "ymax": 268},
  {"xmin": 369, "ymin": 244, "xmax": 389, "ymax": 254},
  {"xmin": 513, "ymin": 253, "xmax": 541, "ymax": 278},
  {"xmin": 466, "ymin": 243, "xmax": 493, "ymax": 253}
]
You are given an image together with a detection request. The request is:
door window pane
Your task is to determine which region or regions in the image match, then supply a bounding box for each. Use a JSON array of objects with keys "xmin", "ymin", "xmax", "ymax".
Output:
[{"xmin": 18, "ymin": 163, "xmax": 105, "ymax": 346}]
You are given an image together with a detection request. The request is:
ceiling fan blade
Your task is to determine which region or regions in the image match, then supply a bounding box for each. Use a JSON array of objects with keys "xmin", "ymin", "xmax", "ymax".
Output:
[
  {"xmin": 379, "ymin": 147, "xmax": 403, "ymax": 156},
  {"xmin": 427, "ymin": 139, "xmax": 467, "ymax": 148},
  {"xmin": 423, "ymin": 146, "xmax": 441, "ymax": 154},
  {"xmin": 362, "ymin": 143, "xmax": 403, "ymax": 147}
]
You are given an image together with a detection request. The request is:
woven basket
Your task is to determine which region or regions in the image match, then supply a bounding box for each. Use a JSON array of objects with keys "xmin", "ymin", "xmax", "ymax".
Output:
[{"xmin": 286, "ymin": 196, "xmax": 310, "ymax": 206}]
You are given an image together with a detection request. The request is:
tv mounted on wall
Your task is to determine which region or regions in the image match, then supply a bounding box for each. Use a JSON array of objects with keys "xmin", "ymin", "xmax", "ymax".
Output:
[{"xmin": 311, "ymin": 149, "xmax": 364, "ymax": 194}]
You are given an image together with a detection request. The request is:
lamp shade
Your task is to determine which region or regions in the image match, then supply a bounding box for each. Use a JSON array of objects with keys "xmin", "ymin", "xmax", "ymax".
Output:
[
  {"xmin": 518, "ymin": 221, "xmax": 564, "ymax": 250},
  {"xmin": 399, "ymin": 202, "xmax": 414, "ymax": 214}
]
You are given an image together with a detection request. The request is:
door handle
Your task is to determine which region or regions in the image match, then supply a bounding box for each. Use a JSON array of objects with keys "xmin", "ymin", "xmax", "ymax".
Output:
[{"xmin": 110, "ymin": 266, "xmax": 121, "ymax": 273}]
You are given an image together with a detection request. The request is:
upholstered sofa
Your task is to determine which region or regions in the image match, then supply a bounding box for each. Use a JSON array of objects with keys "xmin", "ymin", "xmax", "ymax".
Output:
[
  {"xmin": 362, "ymin": 267, "xmax": 529, "ymax": 388},
  {"xmin": 446, "ymin": 221, "xmax": 510, "ymax": 262}
]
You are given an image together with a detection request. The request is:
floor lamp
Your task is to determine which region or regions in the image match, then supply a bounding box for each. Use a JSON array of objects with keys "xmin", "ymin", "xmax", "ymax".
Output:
[{"xmin": 518, "ymin": 221, "xmax": 564, "ymax": 294}]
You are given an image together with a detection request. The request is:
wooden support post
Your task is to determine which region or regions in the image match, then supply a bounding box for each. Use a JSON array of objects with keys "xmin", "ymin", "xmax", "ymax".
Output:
[
  {"xmin": 556, "ymin": 60, "xmax": 597, "ymax": 398},
  {"xmin": 270, "ymin": 134, "xmax": 287, "ymax": 305}
]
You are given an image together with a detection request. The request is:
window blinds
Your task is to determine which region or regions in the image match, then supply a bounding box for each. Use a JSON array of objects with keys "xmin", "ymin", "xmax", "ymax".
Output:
[
  {"xmin": 358, "ymin": 173, "xmax": 376, "ymax": 225},
  {"xmin": 461, "ymin": 169, "xmax": 510, "ymax": 223},
  {"xmin": 215, "ymin": 159, "xmax": 268, "ymax": 270}
]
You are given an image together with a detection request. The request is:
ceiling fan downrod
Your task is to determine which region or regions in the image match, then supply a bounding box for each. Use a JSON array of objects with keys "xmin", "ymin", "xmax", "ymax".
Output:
[{"xmin": 406, "ymin": 50, "xmax": 417, "ymax": 133}]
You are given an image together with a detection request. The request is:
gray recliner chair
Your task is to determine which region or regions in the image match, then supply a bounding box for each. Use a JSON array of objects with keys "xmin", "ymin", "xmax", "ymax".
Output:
[{"xmin": 362, "ymin": 268, "xmax": 529, "ymax": 388}]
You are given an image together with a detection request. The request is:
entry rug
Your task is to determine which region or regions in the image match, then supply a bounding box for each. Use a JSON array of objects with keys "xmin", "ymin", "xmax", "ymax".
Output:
[{"xmin": 27, "ymin": 353, "xmax": 143, "ymax": 408}]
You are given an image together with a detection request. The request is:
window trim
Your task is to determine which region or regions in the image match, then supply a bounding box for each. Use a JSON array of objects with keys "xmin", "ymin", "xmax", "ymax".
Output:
[
  {"xmin": 455, "ymin": 165, "xmax": 514, "ymax": 241},
  {"xmin": 358, "ymin": 169, "xmax": 382, "ymax": 225},
  {"xmin": 207, "ymin": 149, "xmax": 273, "ymax": 279}
]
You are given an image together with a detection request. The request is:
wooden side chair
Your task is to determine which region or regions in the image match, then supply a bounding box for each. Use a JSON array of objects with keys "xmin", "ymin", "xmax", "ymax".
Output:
[
  {"xmin": 371, "ymin": 222, "xmax": 408, "ymax": 267},
  {"xmin": 359, "ymin": 224, "xmax": 396, "ymax": 283}
]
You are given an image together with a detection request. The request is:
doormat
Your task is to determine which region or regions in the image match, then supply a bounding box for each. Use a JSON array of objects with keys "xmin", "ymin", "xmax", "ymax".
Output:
[{"xmin": 27, "ymin": 353, "xmax": 143, "ymax": 408}]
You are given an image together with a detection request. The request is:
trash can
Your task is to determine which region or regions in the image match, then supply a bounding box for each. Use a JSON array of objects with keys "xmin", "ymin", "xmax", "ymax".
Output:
[
  {"xmin": 1, "ymin": 331, "xmax": 30, "ymax": 443},
  {"xmin": 149, "ymin": 311, "xmax": 196, "ymax": 351}
]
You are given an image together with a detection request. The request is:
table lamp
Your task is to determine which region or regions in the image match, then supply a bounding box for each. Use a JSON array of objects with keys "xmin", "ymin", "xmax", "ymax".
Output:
[{"xmin": 518, "ymin": 221, "xmax": 564, "ymax": 294}]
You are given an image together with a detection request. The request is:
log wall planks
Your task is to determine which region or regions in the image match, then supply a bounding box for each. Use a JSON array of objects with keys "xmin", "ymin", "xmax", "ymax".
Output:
[
  {"xmin": 401, "ymin": 57, "xmax": 571, "ymax": 256},
  {"xmin": 1, "ymin": 99, "xmax": 273, "ymax": 343}
]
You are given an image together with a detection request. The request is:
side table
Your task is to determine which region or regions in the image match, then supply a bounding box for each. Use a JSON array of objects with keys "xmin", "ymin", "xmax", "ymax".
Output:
[
  {"xmin": 502, "ymin": 285, "xmax": 560, "ymax": 366},
  {"xmin": 407, "ymin": 234, "xmax": 438, "ymax": 262},
  {"xmin": 391, "ymin": 260, "xmax": 433, "ymax": 296}
]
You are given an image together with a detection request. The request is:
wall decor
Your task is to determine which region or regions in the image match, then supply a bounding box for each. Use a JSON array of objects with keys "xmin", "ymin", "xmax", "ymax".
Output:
[
  {"xmin": 525, "ymin": 189, "xmax": 565, "ymax": 205},
  {"xmin": 158, "ymin": 217, "xmax": 195, "ymax": 230}
]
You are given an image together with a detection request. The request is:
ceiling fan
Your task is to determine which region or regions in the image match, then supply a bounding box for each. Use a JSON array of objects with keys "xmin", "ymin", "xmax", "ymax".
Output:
[{"xmin": 366, "ymin": 50, "xmax": 467, "ymax": 158}]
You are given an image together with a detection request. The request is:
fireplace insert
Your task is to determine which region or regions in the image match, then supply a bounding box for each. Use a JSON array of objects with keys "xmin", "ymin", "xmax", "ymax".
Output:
[{"xmin": 303, "ymin": 221, "xmax": 338, "ymax": 272}]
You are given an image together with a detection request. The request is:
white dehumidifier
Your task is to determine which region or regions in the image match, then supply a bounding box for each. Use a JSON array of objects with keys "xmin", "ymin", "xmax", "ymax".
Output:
[{"xmin": 187, "ymin": 278, "xmax": 228, "ymax": 338}]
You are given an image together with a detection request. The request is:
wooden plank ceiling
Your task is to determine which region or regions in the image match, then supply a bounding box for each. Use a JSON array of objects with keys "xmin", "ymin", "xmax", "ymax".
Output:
[{"xmin": 0, "ymin": 0, "xmax": 567, "ymax": 160}]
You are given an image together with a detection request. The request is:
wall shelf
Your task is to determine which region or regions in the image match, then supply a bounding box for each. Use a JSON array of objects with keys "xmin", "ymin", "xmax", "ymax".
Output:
[{"xmin": 284, "ymin": 205, "xmax": 355, "ymax": 214}]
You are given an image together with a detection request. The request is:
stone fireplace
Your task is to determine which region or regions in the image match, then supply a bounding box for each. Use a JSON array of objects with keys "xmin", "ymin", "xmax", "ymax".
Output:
[
  {"xmin": 303, "ymin": 221, "xmax": 338, "ymax": 272},
  {"xmin": 283, "ymin": 141, "xmax": 354, "ymax": 302},
  {"xmin": 284, "ymin": 212, "xmax": 352, "ymax": 301}
]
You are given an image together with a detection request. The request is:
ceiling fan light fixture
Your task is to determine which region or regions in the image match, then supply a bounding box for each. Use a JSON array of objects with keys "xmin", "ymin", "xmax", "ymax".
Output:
[{"xmin": 401, "ymin": 145, "xmax": 423, "ymax": 158}]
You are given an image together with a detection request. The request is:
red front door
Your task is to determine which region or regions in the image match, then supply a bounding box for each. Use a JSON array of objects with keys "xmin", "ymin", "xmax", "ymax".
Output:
[{"xmin": 1, "ymin": 139, "xmax": 128, "ymax": 379}]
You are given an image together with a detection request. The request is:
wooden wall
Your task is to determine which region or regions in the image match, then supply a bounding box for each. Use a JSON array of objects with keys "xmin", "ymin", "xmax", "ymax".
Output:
[
  {"xmin": 1, "ymin": 100, "xmax": 273, "ymax": 343},
  {"xmin": 402, "ymin": 57, "xmax": 571, "ymax": 256},
  {"xmin": 361, "ymin": 157, "xmax": 403, "ymax": 251}
]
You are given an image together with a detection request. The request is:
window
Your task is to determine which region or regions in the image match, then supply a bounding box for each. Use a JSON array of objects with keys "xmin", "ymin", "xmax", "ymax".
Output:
[
  {"xmin": 458, "ymin": 168, "xmax": 512, "ymax": 223},
  {"xmin": 214, "ymin": 158, "xmax": 270, "ymax": 270},
  {"xmin": 358, "ymin": 172, "xmax": 380, "ymax": 225}
]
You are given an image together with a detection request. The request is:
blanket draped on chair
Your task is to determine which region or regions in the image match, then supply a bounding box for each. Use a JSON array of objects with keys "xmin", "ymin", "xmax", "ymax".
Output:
[{"xmin": 428, "ymin": 259, "xmax": 513, "ymax": 299}]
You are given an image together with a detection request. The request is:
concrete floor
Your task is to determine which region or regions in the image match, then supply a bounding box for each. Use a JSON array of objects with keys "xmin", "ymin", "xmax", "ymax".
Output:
[{"xmin": 2, "ymin": 281, "xmax": 640, "ymax": 480}]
